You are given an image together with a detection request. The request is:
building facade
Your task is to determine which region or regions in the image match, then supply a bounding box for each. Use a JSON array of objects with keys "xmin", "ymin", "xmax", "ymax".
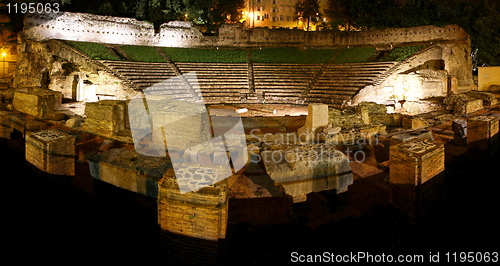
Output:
[
  {"xmin": 243, "ymin": 0, "xmax": 327, "ymax": 30},
  {"xmin": 0, "ymin": 13, "xmax": 17, "ymax": 86}
]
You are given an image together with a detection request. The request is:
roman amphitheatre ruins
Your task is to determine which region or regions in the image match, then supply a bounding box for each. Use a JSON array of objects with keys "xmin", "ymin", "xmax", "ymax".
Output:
[{"xmin": 2, "ymin": 11, "xmax": 500, "ymax": 264}]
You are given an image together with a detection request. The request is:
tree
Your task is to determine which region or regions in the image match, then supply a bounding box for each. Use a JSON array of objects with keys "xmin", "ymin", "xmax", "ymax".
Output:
[
  {"xmin": 470, "ymin": 0, "xmax": 500, "ymax": 66},
  {"xmin": 295, "ymin": 0, "xmax": 321, "ymax": 31}
]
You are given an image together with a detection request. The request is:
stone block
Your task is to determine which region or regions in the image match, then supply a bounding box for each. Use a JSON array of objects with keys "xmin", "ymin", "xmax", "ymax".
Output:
[
  {"xmin": 83, "ymin": 100, "xmax": 127, "ymax": 136},
  {"xmin": 262, "ymin": 144, "xmax": 353, "ymax": 200},
  {"xmin": 371, "ymin": 113, "xmax": 403, "ymax": 126},
  {"xmin": 490, "ymin": 85, "xmax": 500, "ymax": 93},
  {"xmin": 452, "ymin": 119, "xmax": 467, "ymax": 147},
  {"xmin": 88, "ymin": 148, "xmax": 172, "ymax": 198},
  {"xmin": 389, "ymin": 139, "xmax": 445, "ymax": 219},
  {"xmin": 467, "ymin": 115, "xmax": 499, "ymax": 156},
  {"xmin": 453, "ymin": 99, "xmax": 483, "ymax": 115},
  {"xmin": 13, "ymin": 90, "xmax": 59, "ymax": 119},
  {"xmin": 25, "ymin": 129, "xmax": 76, "ymax": 176},
  {"xmin": 305, "ymin": 103, "xmax": 328, "ymax": 130},
  {"xmin": 402, "ymin": 116, "xmax": 428, "ymax": 129},
  {"xmin": 158, "ymin": 168, "xmax": 228, "ymax": 240},
  {"xmin": 0, "ymin": 111, "xmax": 11, "ymax": 139}
]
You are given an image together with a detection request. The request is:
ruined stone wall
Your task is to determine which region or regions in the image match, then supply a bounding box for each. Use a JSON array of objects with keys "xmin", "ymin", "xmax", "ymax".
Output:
[
  {"xmin": 17, "ymin": 34, "xmax": 135, "ymax": 110},
  {"xmin": 353, "ymin": 42, "xmax": 473, "ymax": 105},
  {"xmin": 24, "ymin": 12, "xmax": 202, "ymax": 47},
  {"xmin": 24, "ymin": 12, "xmax": 468, "ymax": 48},
  {"xmin": 218, "ymin": 24, "xmax": 468, "ymax": 47}
]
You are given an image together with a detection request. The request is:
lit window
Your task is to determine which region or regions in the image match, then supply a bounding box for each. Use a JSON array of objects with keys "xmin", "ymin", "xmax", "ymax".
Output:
[
  {"xmin": 256, "ymin": 15, "xmax": 260, "ymax": 20},
  {"xmin": 272, "ymin": 0, "xmax": 276, "ymax": 4},
  {"xmin": 279, "ymin": 15, "xmax": 284, "ymax": 21},
  {"xmin": 272, "ymin": 17, "xmax": 277, "ymax": 22}
]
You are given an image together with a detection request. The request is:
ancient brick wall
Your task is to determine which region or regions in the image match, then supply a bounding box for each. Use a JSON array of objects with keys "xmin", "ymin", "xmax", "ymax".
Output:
[
  {"xmin": 24, "ymin": 12, "xmax": 202, "ymax": 47},
  {"xmin": 24, "ymin": 12, "xmax": 468, "ymax": 48}
]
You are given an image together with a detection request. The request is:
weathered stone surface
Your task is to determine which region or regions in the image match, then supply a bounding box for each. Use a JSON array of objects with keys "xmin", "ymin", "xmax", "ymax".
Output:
[
  {"xmin": 452, "ymin": 119, "xmax": 467, "ymax": 146},
  {"xmin": 389, "ymin": 139, "xmax": 445, "ymax": 219},
  {"xmin": 490, "ymin": 85, "xmax": 500, "ymax": 93},
  {"xmin": 305, "ymin": 103, "xmax": 329, "ymax": 130},
  {"xmin": 25, "ymin": 129, "xmax": 76, "ymax": 176},
  {"xmin": 45, "ymin": 112, "xmax": 66, "ymax": 121},
  {"xmin": 65, "ymin": 116, "xmax": 84, "ymax": 128},
  {"xmin": 356, "ymin": 101, "xmax": 387, "ymax": 114},
  {"xmin": 158, "ymin": 168, "xmax": 228, "ymax": 240},
  {"xmin": 88, "ymin": 148, "xmax": 172, "ymax": 197},
  {"xmin": 371, "ymin": 113, "xmax": 403, "ymax": 126},
  {"xmin": 454, "ymin": 99, "xmax": 482, "ymax": 115},
  {"xmin": 261, "ymin": 143, "xmax": 353, "ymax": 201},
  {"xmin": 12, "ymin": 90, "xmax": 60, "ymax": 119},
  {"xmin": 83, "ymin": 100, "xmax": 127, "ymax": 135},
  {"xmin": 0, "ymin": 111, "xmax": 11, "ymax": 139},
  {"xmin": 445, "ymin": 91, "xmax": 496, "ymax": 115},
  {"xmin": 402, "ymin": 116, "xmax": 428, "ymax": 129},
  {"xmin": 467, "ymin": 115, "xmax": 499, "ymax": 156}
]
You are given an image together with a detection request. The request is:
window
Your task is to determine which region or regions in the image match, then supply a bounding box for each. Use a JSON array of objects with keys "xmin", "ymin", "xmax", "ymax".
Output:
[
  {"xmin": 272, "ymin": 16, "xmax": 277, "ymax": 22},
  {"xmin": 293, "ymin": 17, "xmax": 297, "ymax": 22},
  {"xmin": 265, "ymin": 13, "xmax": 269, "ymax": 19},
  {"xmin": 286, "ymin": 16, "xmax": 290, "ymax": 21},
  {"xmin": 286, "ymin": 6, "xmax": 290, "ymax": 12},
  {"xmin": 279, "ymin": 15, "xmax": 284, "ymax": 21},
  {"xmin": 257, "ymin": 0, "xmax": 262, "ymax": 2},
  {"xmin": 257, "ymin": 6, "xmax": 262, "ymax": 11},
  {"xmin": 272, "ymin": 0, "xmax": 276, "ymax": 4},
  {"xmin": 256, "ymin": 15, "xmax": 260, "ymax": 20},
  {"xmin": 272, "ymin": 7, "xmax": 277, "ymax": 12},
  {"xmin": 280, "ymin": 5, "xmax": 284, "ymax": 12}
]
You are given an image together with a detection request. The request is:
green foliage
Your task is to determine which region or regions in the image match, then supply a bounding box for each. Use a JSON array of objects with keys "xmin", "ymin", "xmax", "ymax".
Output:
[
  {"xmin": 252, "ymin": 48, "xmax": 338, "ymax": 63},
  {"xmin": 65, "ymin": 41, "xmax": 121, "ymax": 61},
  {"xmin": 333, "ymin": 48, "xmax": 376, "ymax": 63},
  {"xmin": 295, "ymin": 0, "xmax": 321, "ymax": 30},
  {"xmin": 325, "ymin": 0, "xmax": 401, "ymax": 31},
  {"xmin": 378, "ymin": 45, "xmax": 427, "ymax": 62},
  {"xmin": 161, "ymin": 47, "xmax": 247, "ymax": 63},
  {"xmin": 121, "ymin": 45, "xmax": 166, "ymax": 62}
]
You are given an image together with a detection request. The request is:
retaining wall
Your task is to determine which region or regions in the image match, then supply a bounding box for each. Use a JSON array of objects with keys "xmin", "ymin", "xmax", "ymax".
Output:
[{"xmin": 24, "ymin": 12, "xmax": 468, "ymax": 48}]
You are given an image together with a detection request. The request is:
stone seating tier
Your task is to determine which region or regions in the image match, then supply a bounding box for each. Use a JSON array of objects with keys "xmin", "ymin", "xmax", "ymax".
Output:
[{"xmin": 98, "ymin": 60, "xmax": 397, "ymax": 106}]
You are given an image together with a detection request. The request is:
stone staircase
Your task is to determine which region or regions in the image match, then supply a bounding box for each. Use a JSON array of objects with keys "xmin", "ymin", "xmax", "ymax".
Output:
[
  {"xmin": 253, "ymin": 63, "xmax": 323, "ymax": 104},
  {"xmin": 175, "ymin": 62, "xmax": 250, "ymax": 104},
  {"xmin": 305, "ymin": 62, "xmax": 398, "ymax": 108},
  {"xmin": 99, "ymin": 59, "xmax": 400, "ymax": 107}
]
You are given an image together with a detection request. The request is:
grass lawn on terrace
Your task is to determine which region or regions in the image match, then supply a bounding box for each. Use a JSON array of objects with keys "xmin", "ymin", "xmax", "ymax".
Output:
[
  {"xmin": 251, "ymin": 48, "xmax": 339, "ymax": 64},
  {"xmin": 378, "ymin": 45, "xmax": 428, "ymax": 62},
  {"xmin": 65, "ymin": 41, "xmax": 426, "ymax": 64},
  {"xmin": 161, "ymin": 47, "xmax": 248, "ymax": 63},
  {"xmin": 333, "ymin": 47, "xmax": 377, "ymax": 63},
  {"xmin": 120, "ymin": 45, "xmax": 166, "ymax": 62},
  {"xmin": 65, "ymin": 41, "xmax": 121, "ymax": 61}
]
